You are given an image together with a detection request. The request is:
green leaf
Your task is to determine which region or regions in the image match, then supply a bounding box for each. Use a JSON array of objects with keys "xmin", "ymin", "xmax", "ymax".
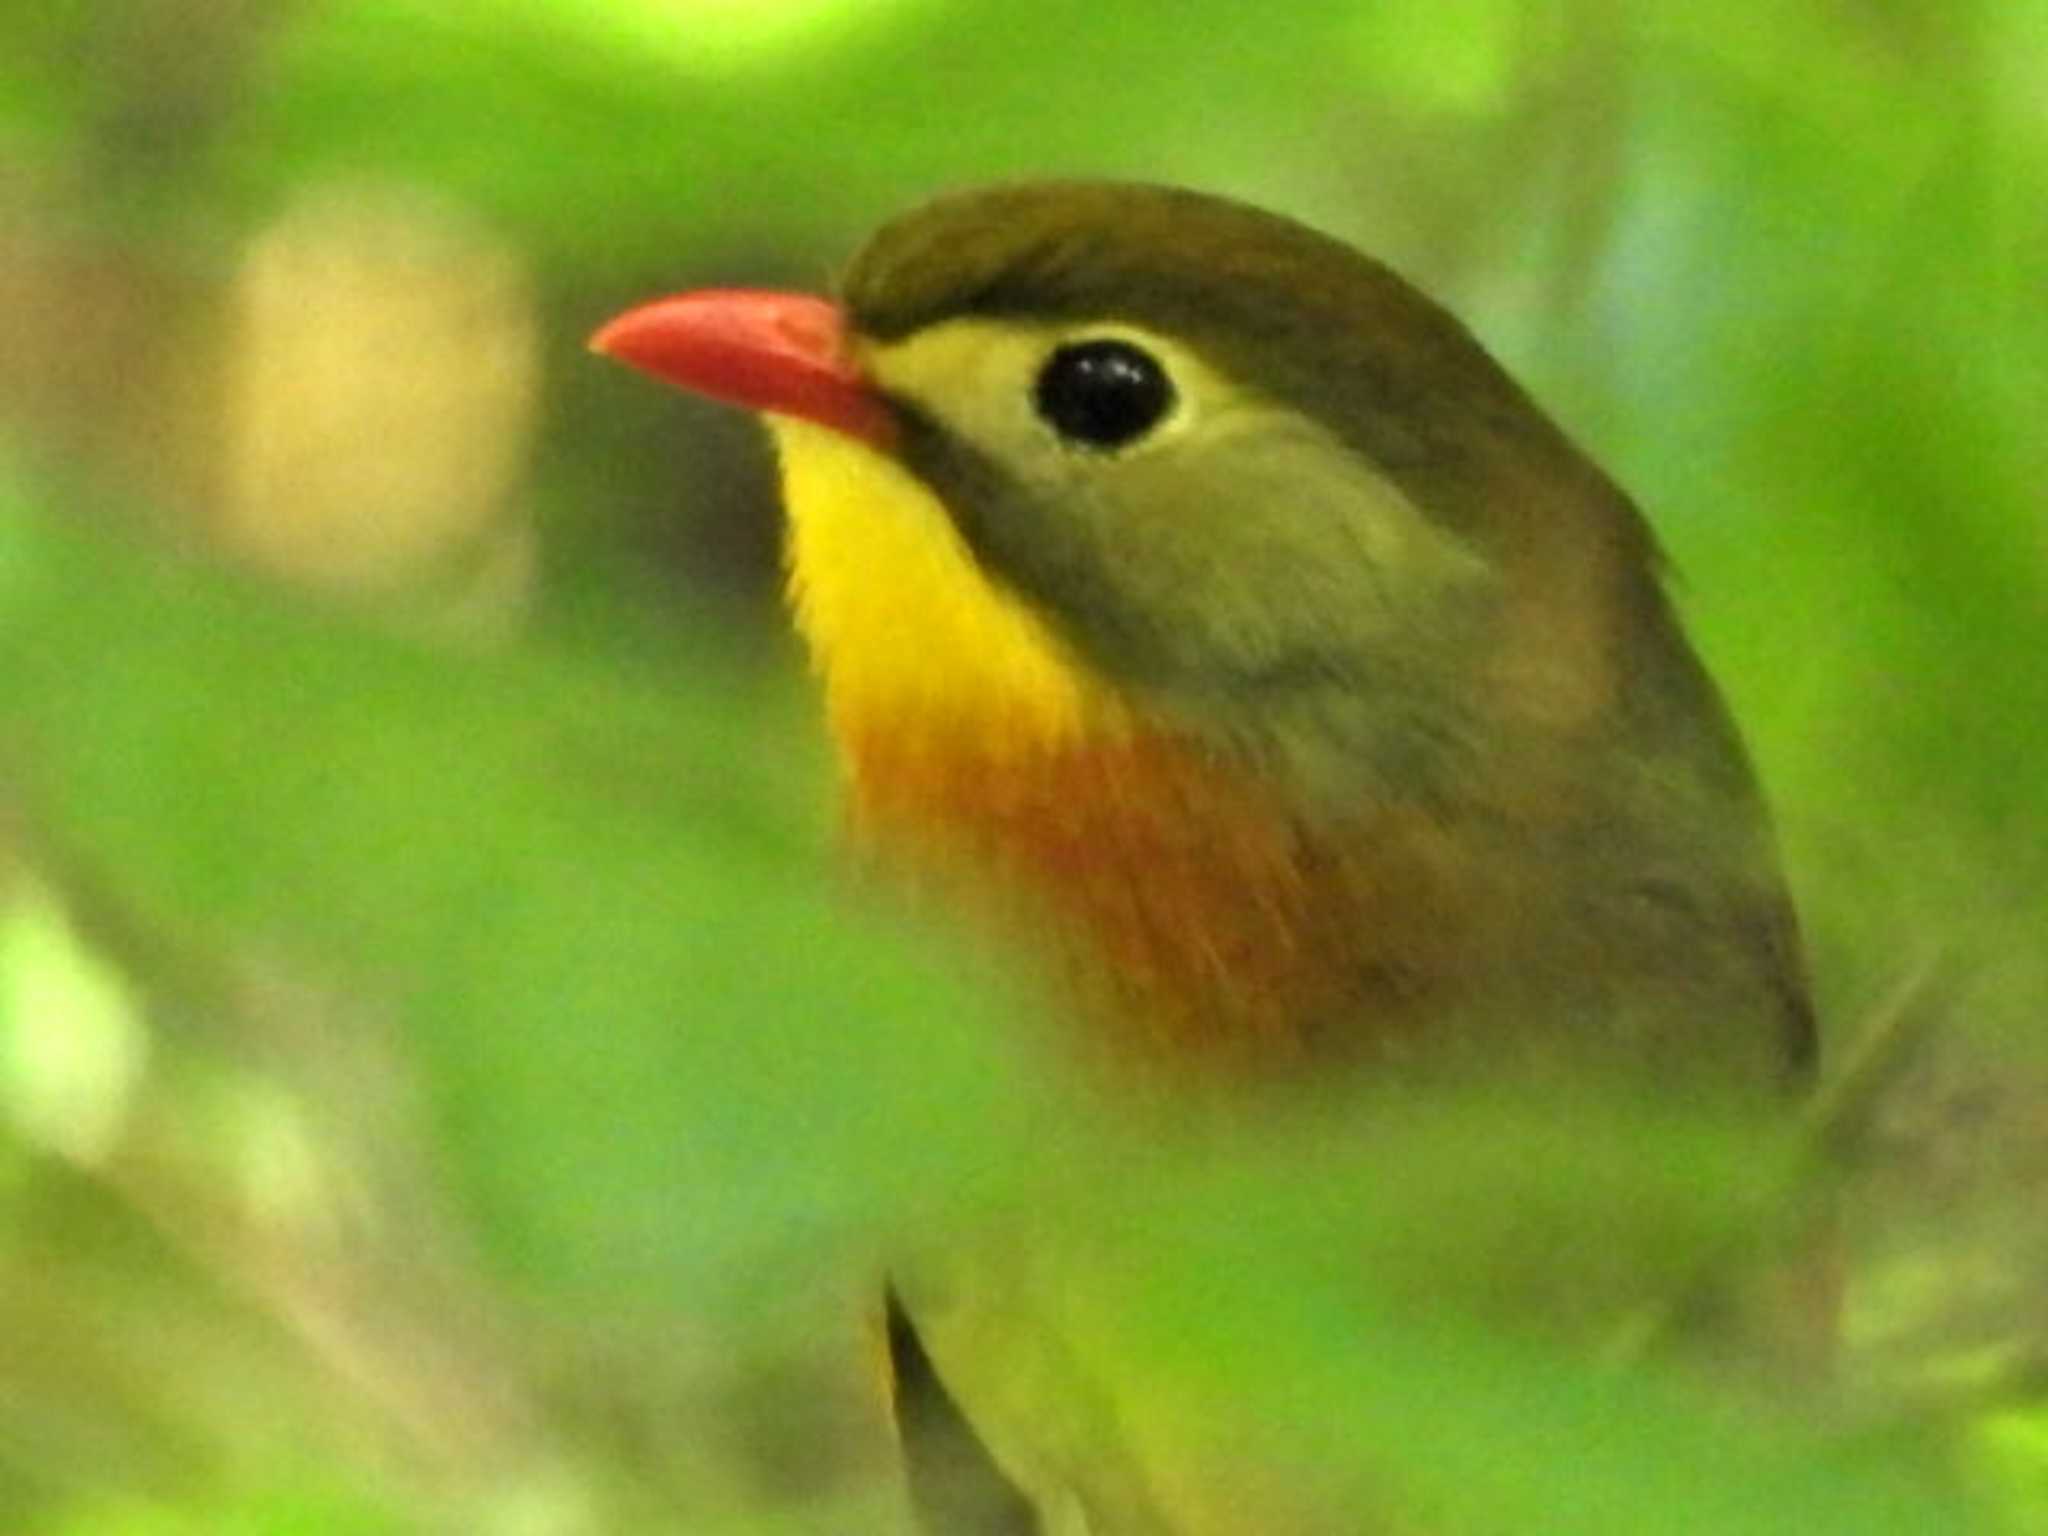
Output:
[{"xmin": 0, "ymin": 477, "xmax": 1052, "ymax": 1297}]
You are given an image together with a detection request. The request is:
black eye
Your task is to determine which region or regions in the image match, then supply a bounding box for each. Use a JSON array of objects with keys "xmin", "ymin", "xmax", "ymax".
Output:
[{"xmin": 1033, "ymin": 339, "xmax": 1174, "ymax": 449}]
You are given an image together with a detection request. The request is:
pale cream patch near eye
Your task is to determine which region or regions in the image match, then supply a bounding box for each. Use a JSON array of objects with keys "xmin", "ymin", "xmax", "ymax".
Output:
[{"xmin": 859, "ymin": 318, "xmax": 1224, "ymax": 464}]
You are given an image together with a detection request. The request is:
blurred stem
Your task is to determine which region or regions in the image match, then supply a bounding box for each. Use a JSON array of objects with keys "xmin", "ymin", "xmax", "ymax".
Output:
[
  {"xmin": 83, "ymin": 0, "xmax": 295, "ymax": 225},
  {"xmin": 1608, "ymin": 951, "xmax": 1957, "ymax": 1376},
  {"xmin": 1538, "ymin": 0, "xmax": 1631, "ymax": 330}
]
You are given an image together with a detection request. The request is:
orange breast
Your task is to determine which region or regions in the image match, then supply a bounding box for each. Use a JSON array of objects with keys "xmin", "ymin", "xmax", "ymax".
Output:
[{"xmin": 838, "ymin": 714, "xmax": 1471, "ymax": 1066}]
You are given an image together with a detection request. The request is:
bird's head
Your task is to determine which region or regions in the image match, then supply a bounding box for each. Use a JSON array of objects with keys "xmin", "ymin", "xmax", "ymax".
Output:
[{"xmin": 594, "ymin": 182, "xmax": 1704, "ymax": 807}]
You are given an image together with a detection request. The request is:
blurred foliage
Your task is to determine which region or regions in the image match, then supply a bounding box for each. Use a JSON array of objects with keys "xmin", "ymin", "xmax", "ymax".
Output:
[{"xmin": 0, "ymin": 0, "xmax": 2044, "ymax": 1532}]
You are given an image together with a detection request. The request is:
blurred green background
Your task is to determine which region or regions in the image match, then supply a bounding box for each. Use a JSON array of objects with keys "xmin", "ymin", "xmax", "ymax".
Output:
[{"xmin": 2, "ymin": 1, "xmax": 2045, "ymax": 1532}]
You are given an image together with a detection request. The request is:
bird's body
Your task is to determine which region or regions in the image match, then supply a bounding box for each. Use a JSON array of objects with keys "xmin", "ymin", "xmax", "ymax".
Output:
[{"xmin": 595, "ymin": 181, "xmax": 1816, "ymax": 1533}]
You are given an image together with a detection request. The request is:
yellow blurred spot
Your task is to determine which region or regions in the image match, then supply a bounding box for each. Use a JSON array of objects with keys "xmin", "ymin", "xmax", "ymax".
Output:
[
  {"xmin": 221, "ymin": 183, "xmax": 538, "ymax": 636},
  {"xmin": 223, "ymin": 1076, "xmax": 337, "ymax": 1236},
  {"xmin": 0, "ymin": 878, "xmax": 148, "ymax": 1165}
]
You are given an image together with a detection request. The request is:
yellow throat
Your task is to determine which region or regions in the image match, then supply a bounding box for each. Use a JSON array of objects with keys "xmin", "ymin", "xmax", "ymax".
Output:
[{"xmin": 771, "ymin": 418, "xmax": 1120, "ymax": 748}]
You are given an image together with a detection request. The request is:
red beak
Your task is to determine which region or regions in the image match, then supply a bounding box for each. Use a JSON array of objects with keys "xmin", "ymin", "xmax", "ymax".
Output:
[{"xmin": 589, "ymin": 288, "xmax": 895, "ymax": 448}]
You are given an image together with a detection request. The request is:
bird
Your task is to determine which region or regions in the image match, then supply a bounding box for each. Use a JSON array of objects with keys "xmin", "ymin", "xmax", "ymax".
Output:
[{"xmin": 592, "ymin": 181, "xmax": 1817, "ymax": 1535}]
